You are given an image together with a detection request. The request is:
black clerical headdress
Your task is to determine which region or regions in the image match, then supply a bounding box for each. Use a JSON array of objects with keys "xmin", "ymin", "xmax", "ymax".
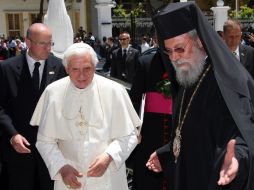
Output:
[
  {"xmin": 153, "ymin": 3, "xmax": 195, "ymax": 40},
  {"xmin": 152, "ymin": 2, "xmax": 252, "ymax": 97},
  {"xmin": 153, "ymin": 2, "xmax": 254, "ymax": 189}
]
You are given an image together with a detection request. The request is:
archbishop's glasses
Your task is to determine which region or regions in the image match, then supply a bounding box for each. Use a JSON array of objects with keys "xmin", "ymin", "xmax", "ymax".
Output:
[{"xmin": 163, "ymin": 39, "xmax": 192, "ymax": 56}]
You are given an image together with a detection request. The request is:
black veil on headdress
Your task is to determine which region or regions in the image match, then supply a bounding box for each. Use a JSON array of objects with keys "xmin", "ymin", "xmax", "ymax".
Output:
[{"xmin": 152, "ymin": 2, "xmax": 254, "ymax": 189}]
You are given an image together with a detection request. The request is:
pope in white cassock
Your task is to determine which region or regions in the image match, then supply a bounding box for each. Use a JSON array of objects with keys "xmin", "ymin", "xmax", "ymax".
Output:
[{"xmin": 30, "ymin": 43, "xmax": 141, "ymax": 190}]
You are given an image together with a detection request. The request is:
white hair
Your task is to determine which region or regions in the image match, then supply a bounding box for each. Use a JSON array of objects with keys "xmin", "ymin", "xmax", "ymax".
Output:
[
  {"xmin": 62, "ymin": 42, "xmax": 98, "ymax": 67},
  {"xmin": 172, "ymin": 33, "xmax": 207, "ymax": 87}
]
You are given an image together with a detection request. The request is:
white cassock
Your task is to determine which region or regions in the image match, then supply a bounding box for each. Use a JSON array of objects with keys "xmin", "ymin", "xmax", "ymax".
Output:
[{"xmin": 30, "ymin": 74, "xmax": 141, "ymax": 190}]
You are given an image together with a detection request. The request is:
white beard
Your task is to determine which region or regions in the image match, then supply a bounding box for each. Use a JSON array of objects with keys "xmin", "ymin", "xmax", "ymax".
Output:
[{"xmin": 172, "ymin": 46, "xmax": 206, "ymax": 87}]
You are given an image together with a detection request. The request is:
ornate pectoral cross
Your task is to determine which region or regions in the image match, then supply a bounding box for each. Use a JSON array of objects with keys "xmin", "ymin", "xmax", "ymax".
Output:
[
  {"xmin": 75, "ymin": 107, "xmax": 88, "ymax": 135},
  {"xmin": 173, "ymin": 127, "xmax": 182, "ymax": 163}
]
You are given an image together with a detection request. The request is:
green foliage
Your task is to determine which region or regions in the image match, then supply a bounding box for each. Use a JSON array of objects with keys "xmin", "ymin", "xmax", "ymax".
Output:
[
  {"xmin": 113, "ymin": 4, "xmax": 128, "ymax": 17},
  {"xmin": 229, "ymin": 5, "xmax": 254, "ymax": 19},
  {"xmin": 113, "ymin": 2, "xmax": 145, "ymax": 18},
  {"xmin": 156, "ymin": 79, "xmax": 171, "ymax": 98},
  {"xmin": 130, "ymin": 2, "xmax": 146, "ymax": 17}
]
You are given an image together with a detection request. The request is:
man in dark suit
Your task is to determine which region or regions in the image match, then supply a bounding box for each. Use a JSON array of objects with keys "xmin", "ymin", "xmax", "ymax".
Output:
[
  {"xmin": 110, "ymin": 31, "xmax": 140, "ymax": 84},
  {"xmin": 102, "ymin": 37, "xmax": 118, "ymax": 72},
  {"xmin": 0, "ymin": 23, "xmax": 66, "ymax": 190},
  {"xmin": 222, "ymin": 19, "xmax": 254, "ymax": 78}
]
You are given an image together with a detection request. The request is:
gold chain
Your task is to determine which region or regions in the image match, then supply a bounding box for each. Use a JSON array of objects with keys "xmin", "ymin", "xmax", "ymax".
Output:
[
  {"xmin": 173, "ymin": 64, "xmax": 211, "ymax": 163},
  {"xmin": 61, "ymin": 78, "xmax": 83, "ymax": 120}
]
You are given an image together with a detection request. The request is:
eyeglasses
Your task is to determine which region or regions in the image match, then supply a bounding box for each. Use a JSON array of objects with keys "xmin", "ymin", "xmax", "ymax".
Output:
[
  {"xmin": 119, "ymin": 38, "xmax": 129, "ymax": 41},
  {"xmin": 163, "ymin": 39, "xmax": 192, "ymax": 56},
  {"xmin": 29, "ymin": 39, "xmax": 54, "ymax": 47}
]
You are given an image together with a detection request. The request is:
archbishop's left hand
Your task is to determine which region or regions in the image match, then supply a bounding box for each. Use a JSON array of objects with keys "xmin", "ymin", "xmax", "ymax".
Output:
[
  {"xmin": 87, "ymin": 153, "xmax": 112, "ymax": 177},
  {"xmin": 217, "ymin": 139, "xmax": 239, "ymax": 186}
]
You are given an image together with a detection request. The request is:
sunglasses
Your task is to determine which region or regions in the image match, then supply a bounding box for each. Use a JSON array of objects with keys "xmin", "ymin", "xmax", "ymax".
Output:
[
  {"xmin": 163, "ymin": 39, "xmax": 192, "ymax": 56},
  {"xmin": 119, "ymin": 38, "xmax": 129, "ymax": 41}
]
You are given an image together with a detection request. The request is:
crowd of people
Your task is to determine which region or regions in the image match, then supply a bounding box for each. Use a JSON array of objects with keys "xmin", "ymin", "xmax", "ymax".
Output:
[
  {"xmin": 1, "ymin": 2, "xmax": 254, "ymax": 190},
  {"xmin": 0, "ymin": 36, "xmax": 28, "ymax": 61}
]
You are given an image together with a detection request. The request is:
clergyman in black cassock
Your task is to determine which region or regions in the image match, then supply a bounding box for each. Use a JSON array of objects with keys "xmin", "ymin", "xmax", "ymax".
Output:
[
  {"xmin": 146, "ymin": 2, "xmax": 254, "ymax": 190},
  {"xmin": 130, "ymin": 49, "xmax": 172, "ymax": 190}
]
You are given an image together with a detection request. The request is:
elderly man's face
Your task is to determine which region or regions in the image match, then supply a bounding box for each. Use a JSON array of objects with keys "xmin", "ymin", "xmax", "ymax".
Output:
[
  {"xmin": 119, "ymin": 33, "xmax": 130, "ymax": 49},
  {"xmin": 66, "ymin": 53, "xmax": 95, "ymax": 89},
  {"xmin": 164, "ymin": 33, "xmax": 206, "ymax": 87}
]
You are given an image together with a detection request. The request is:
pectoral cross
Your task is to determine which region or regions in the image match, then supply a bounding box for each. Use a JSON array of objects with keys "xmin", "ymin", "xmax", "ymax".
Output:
[
  {"xmin": 173, "ymin": 127, "xmax": 182, "ymax": 163},
  {"xmin": 75, "ymin": 107, "xmax": 88, "ymax": 135}
]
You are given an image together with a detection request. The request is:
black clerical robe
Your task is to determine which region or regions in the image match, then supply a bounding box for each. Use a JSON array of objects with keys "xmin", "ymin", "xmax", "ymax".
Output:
[
  {"xmin": 152, "ymin": 2, "xmax": 254, "ymax": 190},
  {"xmin": 130, "ymin": 51, "xmax": 172, "ymax": 190},
  {"xmin": 157, "ymin": 63, "xmax": 248, "ymax": 190}
]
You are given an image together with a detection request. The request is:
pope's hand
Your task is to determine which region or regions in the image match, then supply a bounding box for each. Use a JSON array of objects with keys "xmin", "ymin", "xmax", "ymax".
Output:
[
  {"xmin": 217, "ymin": 139, "xmax": 239, "ymax": 186},
  {"xmin": 87, "ymin": 153, "xmax": 112, "ymax": 177},
  {"xmin": 146, "ymin": 151, "xmax": 162, "ymax": 172},
  {"xmin": 10, "ymin": 134, "xmax": 31, "ymax": 153},
  {"xmin": 59, "ymin": 164, "xmax": 83, "ymax": 189}
]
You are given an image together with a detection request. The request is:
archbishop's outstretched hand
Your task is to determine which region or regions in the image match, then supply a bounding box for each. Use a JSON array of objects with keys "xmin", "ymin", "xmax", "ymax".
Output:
[
  {"xmin": 146, "ymin": 151, "xmax": 162, "ymax": 173},
  {"xmin": 217, "ymin": 139, "xmax": 239, "ymax": 186}
]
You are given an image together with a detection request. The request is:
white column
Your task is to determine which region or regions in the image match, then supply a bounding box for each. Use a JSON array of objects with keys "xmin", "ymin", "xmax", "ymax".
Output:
[
  {"xmin": 79, "ymin": 0, "xmax": 87, "ymax": 31},
  {"xmin": 0, "ymin": 11, "xmax": 6, "ymax": 36},
  {"xmin": 22, "ymin": 12, "xmax": 29, "ymax": 37},
  {"xmin": 211, "ymin": 6, "xmax": 230, "ymax": 31},
  {"xmin": 95, "ymin": 0, "xmax": 116, "ymax": 40}
]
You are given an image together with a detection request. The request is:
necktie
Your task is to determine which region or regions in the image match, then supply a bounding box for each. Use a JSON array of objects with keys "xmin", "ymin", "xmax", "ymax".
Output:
[
  {"xmin": 32, "ymin": 62, "xmax": 41, "ymax": 91},
  {"xmin": 122, "ymin": 49, "xmax": 127, "ymax": 79},
  {"xmin": 123, "ymin": 49, "xmax": 127, "ymax": 63}
]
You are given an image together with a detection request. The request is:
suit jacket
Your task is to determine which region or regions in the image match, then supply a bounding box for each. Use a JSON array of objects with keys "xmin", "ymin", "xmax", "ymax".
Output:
[
  {"xmin": 102, "ymin": 44, "xmax": 118, "ymax": 72},
  {"xmin": 239, "ymin": 44, "xmax": 254, "ymax": 78},
  {"xmin": 110, "ymin": 46, "xmax": 140, "ymax": 83},
  {"xmin": 0, "ymin": 53, "xmax": 66, "ymax": 160}
]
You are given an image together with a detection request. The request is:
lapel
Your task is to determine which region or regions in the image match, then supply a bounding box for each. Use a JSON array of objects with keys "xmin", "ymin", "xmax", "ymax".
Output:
[
  {"xmin": 117, "ymin": 48, "xmax": 123, "ymax": 59},
  {"xmin": 38, "ymin": 54, "xmax": 60, "ymax": 94},
  {"xmin": 15, "ymin": 55, "xmax": 37, "ymax": 92},
  {"xmin": 15, "ymin": 54, "xmax": 29, "ymax": 79},
  {"xmin": 125, "ymin": 47, "xmax": 133, "ymax": 64},
  {"xmin": 44, "ymin": 54, "xmax": 58, "ymax": 86},
  {"xmin": 239, "ymin": 44, "xmax": 247, "ymax": 66},
  {"xmin": 15, "ymin": 55, "xmax": 40, "ymax": 95}
]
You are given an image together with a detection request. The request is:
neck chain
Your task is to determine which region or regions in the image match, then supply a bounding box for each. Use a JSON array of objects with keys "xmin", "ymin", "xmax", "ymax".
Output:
[
  {"xmin": 61, "ymin": 78, "xmax": 85, "ymax": 120},
  {"xmin": 61, "ymin": 77, "xmax": 104, "ymax": 135},
  {"xmin": 173, "ymin": 64, "xmax": 211, "ymax": 163},
  {"xmin": 61, "ymin": 78, "xmax": 88, "ymax": 135}
]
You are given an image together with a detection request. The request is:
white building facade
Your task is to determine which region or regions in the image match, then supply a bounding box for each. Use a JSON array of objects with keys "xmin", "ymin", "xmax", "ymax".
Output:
[{"xmin": 0, "ymin": 0, "xmax": 115, "ymax": 40}]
